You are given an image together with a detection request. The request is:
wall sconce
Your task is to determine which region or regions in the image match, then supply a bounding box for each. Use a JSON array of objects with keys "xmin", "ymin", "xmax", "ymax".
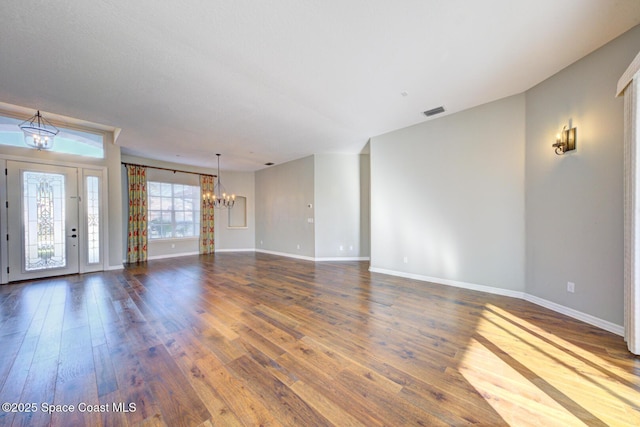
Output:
[{"xmin": 552, "ymin": 125, "xmax": 577, "ymax": 155}]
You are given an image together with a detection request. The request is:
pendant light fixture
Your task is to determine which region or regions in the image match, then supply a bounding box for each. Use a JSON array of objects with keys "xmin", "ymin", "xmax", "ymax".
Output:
[
  {"xmin": 19, "ymin": 110, "xmax": 59, "ymax": 150},
  {"xmin": 213, "ymin": 153, "xmax": 235, "ymax": 209}
]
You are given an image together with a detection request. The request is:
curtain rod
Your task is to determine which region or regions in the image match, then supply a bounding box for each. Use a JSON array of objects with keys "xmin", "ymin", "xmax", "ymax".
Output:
[{"xmin": 122, "ymin": 162, "xmax": 216, "ymax": 178}]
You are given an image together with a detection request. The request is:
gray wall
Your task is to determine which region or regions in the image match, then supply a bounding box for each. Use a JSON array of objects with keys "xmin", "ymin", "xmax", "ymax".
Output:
[
  {"xmin": 255, "ymin": 155, "xmax": 315, "ymax": 257},
  {"xmin": 360, "ymin": 153, "xmax": 371, "ymax": 257},
  {"xmin": 525, "ymin": 25, "xmax": 640, "ymax": 325},
  {"xmin": 370, "ymin": 94, "xmax": 526, "ymax": 291},
  {"xmin": 215, "ymin": 170, "xmax": 256, "ymax": 251},
  {"xmin": 314, "ymin": 153, "xmax": 369, "ymax": 258},
  {"xmin": 104, "ymin": 132, "xmax": 123, "ymax": 268}
]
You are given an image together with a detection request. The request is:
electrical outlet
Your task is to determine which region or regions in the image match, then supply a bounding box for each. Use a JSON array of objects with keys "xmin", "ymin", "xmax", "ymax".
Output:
[
  {"xmin": 339, "ymin": 245, "xmax": 344, "ymax": 251},
  {"xmin": 171, "ymin": 243, "xmax": 175, "ymax": 249},
  {"xmin": 403, "ymin": 256, "xmax": 409, "ymax": 264},
  {"xmin": 567, "ymin": 281, "xmax": 575, "ymax": 293},
  {"xmin": 297, "ymin": 244, "xmax": 300, "ymax": 250}
]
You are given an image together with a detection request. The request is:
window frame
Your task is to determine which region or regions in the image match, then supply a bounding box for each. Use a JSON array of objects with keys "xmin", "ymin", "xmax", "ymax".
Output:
[{"xmin": 147, "ymin": 181, "xmax": 201, "ymax": 240}]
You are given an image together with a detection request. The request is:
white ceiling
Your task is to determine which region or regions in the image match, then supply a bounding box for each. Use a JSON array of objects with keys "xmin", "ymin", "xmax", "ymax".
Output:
[{"xmin": 1, "ymin": 1, "xmax": 639, "ymax": 171}]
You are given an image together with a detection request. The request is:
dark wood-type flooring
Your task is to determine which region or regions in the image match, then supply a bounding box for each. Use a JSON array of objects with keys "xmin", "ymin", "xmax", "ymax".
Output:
[{"xmin": 0, "ymin": 252, "xmax": 639, "ymax": 426}]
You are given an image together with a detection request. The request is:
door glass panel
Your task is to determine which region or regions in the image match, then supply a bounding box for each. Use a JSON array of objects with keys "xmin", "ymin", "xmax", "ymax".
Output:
[
  {"xmin": 23, "ymin": 171, "xmax": 66, "ymax": 271},
  {"xmin": 86, "ymin": 175, "xmax": 100, "ymax": 264}
]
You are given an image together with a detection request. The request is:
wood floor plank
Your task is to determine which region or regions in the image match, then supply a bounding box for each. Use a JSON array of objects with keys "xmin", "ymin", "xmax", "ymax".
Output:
[
  {"xmin": 51, "ymin": 373, "xmax": 101, "ymax": 427},
  {"xmin": 335, "ymin": 367, "xmax": 450, "ymax": 426},
  {"xmin": 205, "ymin": 365, "xmax": 283, "ymax": 426},
  {"xmin": 0, "ymin": 335, "xmax": 38, "ymax": 407},
  {"xmin": 136, "ymin": 345, "xmax": 211, "ymax": 427},
  {"xmin": 56, "ymin": 325, "xmax": 95, "ymax": 387},
  {"xmin": 232, "ymin": 323, "xmax": 287, "ymax": 361},
  {"xmin": 98, "ymin": 390, "xmax": 131, "ymax": 427},
  {"xmin": 0, "ymin": 253, "xmax": 638, "ymax": 426},
  {"xmin": 0, "ymin": 332, "xmax": 28, "ymax": 391},
  {"xmin": 110, "ymin": 344, "xmax": 164, "ymax": 426},
  {"xmin": 289, "ymin": 380, "xmax": 366, "ymax": 427},
  {"xmin": 11, "ymin": 355, "xmax": 58, "ymax": 427},
  {"xmin": 94, "ymin": 343, "xmax": 119, "ymax": 398},
  {"xmin": 275, "ymin": 351, "xmax": 393, "ymax": 426},
  {"xmin": 163, "ymin": 334, "xmax": 243, "ymax": 426},
  {"xmin": 226, "ymin": 354, "xmax": 332, "ymax": 426},
  {"xmin": 237, "ymin": 339, "xmax": 299, "ymax": 386}
]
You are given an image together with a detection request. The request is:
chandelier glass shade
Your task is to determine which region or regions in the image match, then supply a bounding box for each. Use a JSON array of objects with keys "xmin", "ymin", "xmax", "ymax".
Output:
[{"xmin": 19, "ymin": 110, "xmax": 59, "ymax": 150}]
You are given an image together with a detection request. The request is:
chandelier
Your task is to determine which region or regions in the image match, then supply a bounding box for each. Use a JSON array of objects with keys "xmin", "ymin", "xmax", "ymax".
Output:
[
  {"xmin": 204, "ymin": 154, "xmax": 235, "ymax": 209},
  {"xmin": 19, "ymin": 110, "xmax": 59, "ymax": 150}
]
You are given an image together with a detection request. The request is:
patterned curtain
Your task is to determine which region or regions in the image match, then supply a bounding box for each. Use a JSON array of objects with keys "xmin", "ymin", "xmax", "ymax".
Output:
[
  {"xmin": 126, "ymin": 165, "xmax": 148, "ymax": 263},
  {"xmin": 200, "ymin": 174, "xmax": 215, "ymax": 254}
]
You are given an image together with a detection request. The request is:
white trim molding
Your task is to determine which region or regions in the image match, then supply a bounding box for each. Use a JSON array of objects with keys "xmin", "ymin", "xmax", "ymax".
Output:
[
  {"xmin": 617, "ymin": 50, "xmax": 640, "ymax": 97},
  {"xmin": 255, "ymin": 249, "xmax": 369, "ymax": 262},
  {"xmin": 215, "ymin": 248, "xmax": 255, "ymax": 253},
  {"xmin": 369, "ymin": 267, "xmax": 624, "ymax": 337},
  {"xmin": 147, "ymin": 251, "xmax": 200, "ymax": 261},
  {"xmin": 255, "ymin": 249, "xmax": 316, "ymax": 262},
  {"xmin": 315, "ymin": 257, "xmax": 370, "ymax": 262},
  {"xmin": 523, "ymin": 294, "xmax": 623, "ymax": 336},
  {"xmin": 369, "ymin": 267, "xmax": 525, "ymax": 299},
  {"xmin": 619, "ymin": 52, "xmax": 640, "ymax": 354}
]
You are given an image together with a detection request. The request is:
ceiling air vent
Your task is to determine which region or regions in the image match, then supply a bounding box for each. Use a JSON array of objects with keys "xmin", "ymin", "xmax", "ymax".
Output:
[{"xmin": 423, "ymin": 106, "xmax": 445, "ymax": 117}]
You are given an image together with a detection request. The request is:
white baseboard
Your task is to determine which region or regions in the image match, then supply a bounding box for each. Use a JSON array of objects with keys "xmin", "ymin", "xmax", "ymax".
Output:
[
  {"xmin": 215, "ymin": 248, "xmax": 255, "ymax": 253},
  {"xmin": 255, "ymin": 249, "xmax": 316, "ymax": 261},
  {"xmin": 315, "ymin": 256, "xmax": 371, "ymax": 262},
  {"xmin": 368, "ymin": 267, "xmax": 525, "ymax": 299},
  {"xmin": 106, "ymin": 264, "xmax": 125, "ymax": 271},
  {"xmin": 147, "ymin": 251, "xmax": 200, "ymax": 260},
  {"xmin": 255, "ymin": 249, "xmax": 370, "ymax": 262},
  {"xmin": 523, "ymin": 294, "xmax": 624, "ymax": 336},
  {"xmin": 369, "ymin": 266, "xmax": 624, "ymax": 337}
]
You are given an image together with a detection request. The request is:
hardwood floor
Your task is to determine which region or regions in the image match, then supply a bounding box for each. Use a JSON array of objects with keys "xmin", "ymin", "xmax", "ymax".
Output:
[{"xmin": 0, "ymin": 252, "xmax": 638, "ymax": 426}]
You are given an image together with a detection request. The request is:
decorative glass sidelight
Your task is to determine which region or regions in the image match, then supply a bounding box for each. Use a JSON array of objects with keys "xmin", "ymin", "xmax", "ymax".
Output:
[
  {"xmin": 23, "ymin": 171, "xmax": 66, "ymax": 270},
  {"xmin": 86, "ymin": 176, "xmax": 100, "ymax": 264}
]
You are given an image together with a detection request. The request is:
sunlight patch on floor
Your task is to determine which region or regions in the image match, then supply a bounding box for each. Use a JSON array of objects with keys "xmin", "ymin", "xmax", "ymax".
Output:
[
  {"xmin": 484, "ymin": 304, "xmax": 639, "ymax": 385},
  {"xmin": 457, "ymin": 305, "xmax": 640, "ymax": 426},
  {"xmin": 458, "ymin": 335, "xmax": 586, "ymax": 426}
]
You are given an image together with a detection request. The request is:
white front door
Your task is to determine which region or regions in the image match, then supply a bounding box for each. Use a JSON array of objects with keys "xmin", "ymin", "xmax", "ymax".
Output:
[{"xmin": 7, "ymin": 161, "xmax": 79, "ymax": 281}]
